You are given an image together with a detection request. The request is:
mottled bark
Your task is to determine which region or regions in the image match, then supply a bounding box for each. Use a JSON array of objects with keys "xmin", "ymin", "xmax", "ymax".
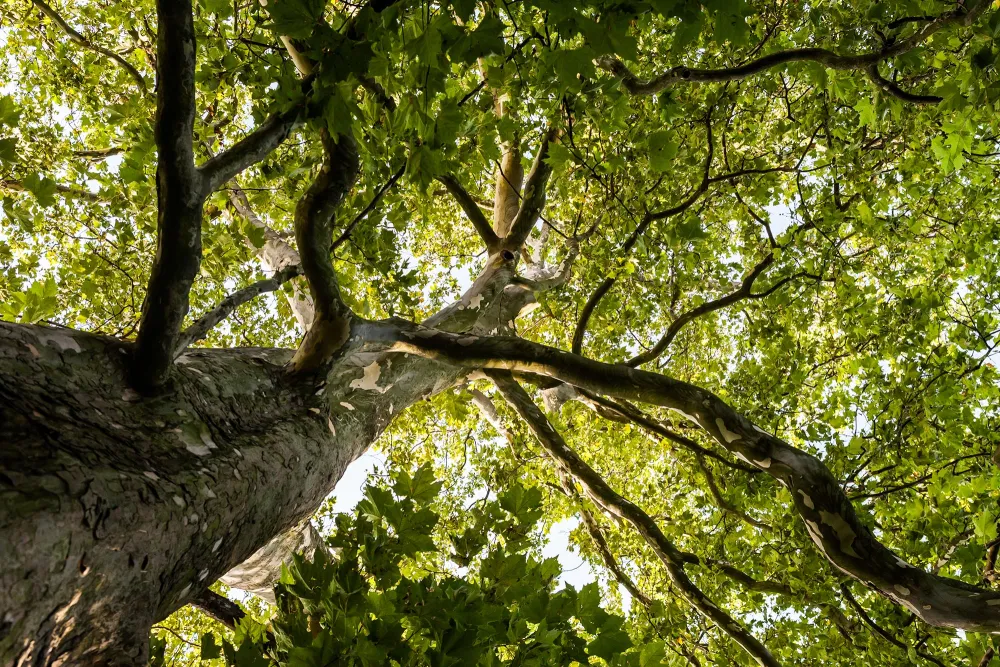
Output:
[{"xmin": 0, "ymin": 321, "xmax": 461, "ymax": 665}]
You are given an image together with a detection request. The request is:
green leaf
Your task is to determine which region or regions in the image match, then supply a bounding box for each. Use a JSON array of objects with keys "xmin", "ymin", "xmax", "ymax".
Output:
[
  {"xmin": 0, "ymin": 136, "xmax": 17, "ymax": 164},
  {"xmin": 647, "ymin": 130, "xmax": 678, "ymax": 172},
  {"xmin": 201, "ymin": 632, "xmax": 222, "ymax": 659},
  {"xmin": 587, "ymin": 628, "xmax": 633, "ymax": 660},
  {"xmin": 268, "ymin": 0, "xmax": 327, "ymax": 39},
  {"xmin": 22, "ymin": 173, "xmax": 57, "ymax": 207}
]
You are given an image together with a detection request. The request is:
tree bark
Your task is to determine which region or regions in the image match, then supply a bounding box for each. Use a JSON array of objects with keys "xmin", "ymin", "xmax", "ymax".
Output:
[{"xmin": 0, "ymin": 321, "xmax": 461, "ymax": 665}]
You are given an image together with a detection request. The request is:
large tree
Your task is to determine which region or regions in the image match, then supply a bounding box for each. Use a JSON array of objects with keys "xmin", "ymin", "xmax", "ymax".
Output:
[{"xmin": 2, "ymin": 0, "xmax": 1000, "ymax": 664}]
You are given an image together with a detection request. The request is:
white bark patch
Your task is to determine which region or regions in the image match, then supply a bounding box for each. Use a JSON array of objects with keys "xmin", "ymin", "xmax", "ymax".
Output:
[
  {"xmin": 213, "ymin": 538, "xmax": 223, "ymax": 553},
  {"xmin": 894, "ymin": 585, "xmax": 911, "ymax": 597},
  {"xmin": 458, "ymin": 336, "xmax": 478, "ymax": 346},
  {"xmin": 715, "ymin": 418, "xmax": 742, "ymax": 443},
  {"xmin": 199, "ymin": 569, "xmax": 209, "ymax": 580},
  {"xmin": 923, "ymin": 605, "xmax": 932, "ymax": 610},
  {"xmin": 805, "ymin": 520, "xmax": 826, "ymax": 551},
  {"xmin": 26, "ymin": 343, "xmax": 40, "ymax": 358},
  {"xmin": 753, "ymin": 458, "xmax": 771, "ymax": 469},
  {"xmin": 327, "ymin": 418, "xmax": 336, "ymax": 435},
  {"xmin": 735, "ymin": 452, "xmax": 753, "ymax": 465},
  {"xmin": 466, "ymin": 370, "xmax": 488, "ymax": 382},
  {"xmin": 185, "ymin": 443, "xmax": 211, "ymax": 457},
  {"xmin": 143, "ymin": 471, "xmax": 159, "ymax": 481},
  {"xmin": 309, "ymin": 407, "xmax": 321, "ymax": 414},
  {"xmin": 172, "ymin": 495, "xmax": 186, "ymax": 508},
  {"xmin": 819, "ymin": 511, "xmax": 859, "ymax": 557},
  {"xmin": 36, "ymin": 331, "xmax": 82, "ymax": 353},
  {"xmin": 797, "ymin": 490, "xmax": 815, "ymax": 509},
  {"xmin": 670, "ymin": 408, "xmax": 700, "ymax": 425},
  {"xmin": 518, "ymin": 300, "xmax": 540, "ymax": 317},
  {"xmin": 753, "ymin": 424, "xmax": 769, "ymax": 435},
  {"xmin": 349, "ymin": 361, "xmax": 389, "ymax": 394},
  {"xmin": 467, "ymin": 293, "xmax": 483, "ymax": 309},
  {"xmin": 201, "ymin": 485, "xmax": 216, "ymax": 499},
  {"xmin": 340, "ymin": 401, "xmax": 355, "ymax": 411},
  {"xmin": 988, "ymin": 599, "xmax": 1000, "ymax": 606}
]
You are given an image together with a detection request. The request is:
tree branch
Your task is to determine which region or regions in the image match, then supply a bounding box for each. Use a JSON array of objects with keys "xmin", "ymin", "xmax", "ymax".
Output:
[
  {"xmin": 572, "ymin": 114, "xmax": 715, "ymax": 355},
  {"xmin": 437, "ymin": 173, "xmax": 503, "ymax": 253},
  {"xmin": 287, "ymin": 132, "xmax": 360, "ymax": 375},
  {"xmin": 0, "ymin": 178, "xmax": 102, "ymax": 202},
  {"xmin": 189, "ymin": 589, "xmax": 246, "ymax": 631},
  {"xmin": 199, "ymin": 93, "xmax": 309, "ymax": 193},
  {"xmin": 488, "ymin": 370, "xmax": 780, "ymax": 667},
  {"xmin": 31, "ymin": 0, "xmax": 147, "ymax": 90},
  {"xmin": 626, "ymin": 252, "xmax": 775, "ymax": 367},
  {"xmin": 596, "ymin": 2, "xmax": 987, "ymax": 97},
  {"xmin": 331, "ymin": 163, "xmax": 406, "ymax": 252},
  {"xmin": 864, "ymin": 63, "xmax": 942, "ymax": 105},
  {"xmin": 132, "ymin": 0, "xmax": 204, "ymax": 392},
  {"xmin": 840, "ymin": 583, "xmax": 947, "ymax": 667},
  {"xmin": 503, "ymin": 127, "xmax": 561, "ymax": 251},
  {"xmin": 364, "ymin": 319, "xmax": 1000, "ymax": 631},
  {"xmin": 174, "ymin": 265, "xmax": 302, "ymax": 356}
]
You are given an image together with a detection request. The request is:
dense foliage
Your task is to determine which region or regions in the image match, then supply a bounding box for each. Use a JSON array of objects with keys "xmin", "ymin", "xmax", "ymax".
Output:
[{"xmin": 4, "ymin": 0, "xmax": 1000, "ymax": 664}]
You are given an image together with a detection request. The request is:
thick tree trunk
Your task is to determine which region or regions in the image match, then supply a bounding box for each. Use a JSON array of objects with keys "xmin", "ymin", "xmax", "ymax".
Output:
[{"xmin": 0, "ymin": 321, "xmax": 460, "ymax": 665}]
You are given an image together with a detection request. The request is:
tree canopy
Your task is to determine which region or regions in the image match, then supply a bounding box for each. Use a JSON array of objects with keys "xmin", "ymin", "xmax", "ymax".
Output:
[{"xmin": 3, "ymin": 0, "xmax": 1000, "ymax": 665}]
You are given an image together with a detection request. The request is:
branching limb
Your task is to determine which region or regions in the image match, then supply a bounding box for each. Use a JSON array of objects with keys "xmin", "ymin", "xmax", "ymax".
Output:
[
  {"xmin": 488, "ymin": 370, "xmax": 781, "ymax": 667},
  {"xmin": 132, "ymin": 0, "xmax": 204, "ymax": 392},
  {"xmin": 574, "ymin": 493, "xmax": 653, "ymax": 607},
  {"xmin": 364, "ymin": 320, "xmax": 1000, "ymax": 631},
  {"xmin": 864, "ymin": 64, "xmax": 942, "ymax": 105},
  {"xmin": 31, "ymin": 0, "xmax": 147, "ymax": 89},
  {"xmin": 437, "ymin": 173, "xmax": 503, "ymax": 253},
  {"xmin": 503, "ymin": 127, "xmax": 561, "ymax": 252},
  {"xmin": 840, "ymin": 583, "xmax": 947, "ymax": 667},
  {"xmin": 626, "ymin": 252, "xmax": 776, "ymax": 367},
  {"xmin": 572, "ymin": 387, "xmax": 759, "ymax": 474},
  {"xmin": 596, "ymin": 1, "xmax": 987, "ymax": 97},
  {"xmin": 174, "ymin": 266, "xmax": 301, "ymax": 356},
  {"xmin": 287, "ymin": 132, "xmax": 360, "ymax": 374},
  {"xmin": 696, "ymin": 455, "xmax": 772, "ymax": 531},
  {"xmin": 572, "ymin": 116, "xmax": 714, "ymax": 355}
]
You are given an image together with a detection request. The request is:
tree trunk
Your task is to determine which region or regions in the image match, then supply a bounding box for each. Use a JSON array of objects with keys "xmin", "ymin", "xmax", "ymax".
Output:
[{"xmin": 0, "ymin": 320, "xmax": 460, "ymax": 665}]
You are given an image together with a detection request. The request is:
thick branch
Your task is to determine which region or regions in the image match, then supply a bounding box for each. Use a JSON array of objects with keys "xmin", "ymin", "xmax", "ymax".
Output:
[
  {"xmin": 367, "ymin": 320, "xmax": 1000, "ymax": 631},
  {"xmin": 199, "ymin": 96, "xmax": 308, "ymax": 193},
  {"xmin": 574, "ymin": 387, "xmax": 759, "ymax": 474},
  {"xmin": 488, "ymin": 371, "xmax": 780, "ymax": 667},
  {"xmin": 597, "ymin": 2, "xmax": 987, "ymax": 96},
  {"xmin": 493, "ymin": 142, "xmax": 523, "ymax": 238},
  {"xmin": 437, "ymin": 173, "xmax": 502, "ymax": 253},
  {"xmin": 31, "ymin": 0, "xmax": 147, "ymax": 89},
  {"xmin": 287, "ymin": 132, "xmax": 360, "ymax": 374},
  {"xmin": 189, "ymin": 590, "xmax": 246, "ymax": 631},
  {"xmin": 503, "ymin": 128, "xmax": 561, "ymax": 251},
  {"xmin": 174, "ymin": 266, "xmax": 302, "ymax": 356},
  {"xmin": 132, "ymin": 0, "xmax": 204, "ymax": 392}
]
